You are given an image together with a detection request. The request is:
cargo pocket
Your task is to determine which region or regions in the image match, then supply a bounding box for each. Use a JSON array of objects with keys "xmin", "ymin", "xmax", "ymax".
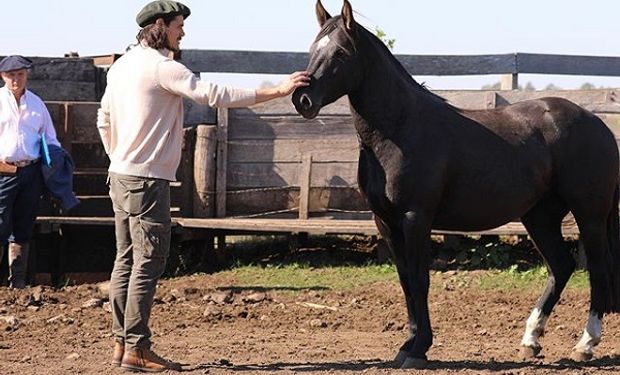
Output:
[
  {"xmin": 112, "ymin": 177, "xmax": 147, "ymax": 215},
  {"xmin": 138, "ymin": 219, "xmax": 171, "ymax": 259}
]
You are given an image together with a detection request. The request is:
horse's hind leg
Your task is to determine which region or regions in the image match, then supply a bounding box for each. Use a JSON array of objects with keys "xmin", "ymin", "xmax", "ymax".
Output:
[
  {"xmin": 520, "ymin": 195, "xmax": 574, "ymax": 359},
  {"xmin": 569, "ymin": 215, "xmax": 609, "ymax": 361}
]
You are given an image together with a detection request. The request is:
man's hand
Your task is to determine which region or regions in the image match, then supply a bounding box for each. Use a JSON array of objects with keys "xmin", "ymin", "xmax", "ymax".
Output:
[
  {"xmin": 277, "ymin": 71, "xmax": 311, "ymax": 96},
  {"xmin": 255, "ymin": 71, "xmax": 311, "ymax": 104}
]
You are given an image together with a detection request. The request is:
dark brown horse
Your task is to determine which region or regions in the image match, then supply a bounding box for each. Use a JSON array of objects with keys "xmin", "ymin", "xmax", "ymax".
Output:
[{"xmin": 293, "ymin": 0, "xmax": 620, "ymax": 369}]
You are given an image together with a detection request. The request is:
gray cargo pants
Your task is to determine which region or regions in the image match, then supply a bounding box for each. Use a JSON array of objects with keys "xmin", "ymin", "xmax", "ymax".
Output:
[{"xmin": 108, "ymin": 172, "xmax": 171, "ymax": 349}]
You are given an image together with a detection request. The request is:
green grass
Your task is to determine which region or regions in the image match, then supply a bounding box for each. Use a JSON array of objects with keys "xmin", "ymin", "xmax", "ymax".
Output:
[
  {"xmin": 221, "ymin": 262, "xmax": 397, "ymax": 291},
  {"xmin": 215, "ymin": 263, "xmax": 591, "ymax": 293},
  {"xmin": 477, "ymin": 265, "xmax": 590, "ymax": 290}
]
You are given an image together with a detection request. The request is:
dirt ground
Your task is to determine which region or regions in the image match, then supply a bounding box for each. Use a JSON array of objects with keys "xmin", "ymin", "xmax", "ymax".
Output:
[{"xmin": 1, "ymin": 270, "xmax": 620, "ymax": 375}]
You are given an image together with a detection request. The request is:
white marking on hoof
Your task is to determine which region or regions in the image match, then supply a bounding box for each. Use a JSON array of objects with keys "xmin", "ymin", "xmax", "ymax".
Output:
[
  {"xmin": 573, "ymin": 313, "xmax": 602, "ymax": 358},
  {"xmin": 520, "ymin": 307, "xmax": 548, "ymax": 350}
]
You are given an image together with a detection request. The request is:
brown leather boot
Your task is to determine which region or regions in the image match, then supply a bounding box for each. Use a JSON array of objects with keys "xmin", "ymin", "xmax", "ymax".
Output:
[
  {"xmin": 121, "ymin": 348, "xmax": 181, "ymax": 372},
  {"xmin": 8, "ymin": 242, "xmax": 29, "ymax": 289},
  {"xmin": 112, "ymin": 341, "xmax": 124, "ymax": 366}
]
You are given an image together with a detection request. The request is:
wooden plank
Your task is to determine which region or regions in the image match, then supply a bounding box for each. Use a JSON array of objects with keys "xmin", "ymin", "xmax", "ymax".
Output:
[
  {"xmin": 67, "ymin": 103, "xmax": 100, "ymax": 143},
  {"xmin": 228, "ymin": 139, "xmax": 359, "ymax": 163},
  {"xmin": 179, "ymin": 50, "xmax": 519, "ymax": 76},
  {"xmin": 517, "ymin": 53, "xmax": 620, "ymax": 77},
  {"xmin": 60, "ymin": 196, "xmax": 113, "ymax": 217},
  {"xmin": 239, "ymin": 96, "xmax": 351, "ymax": 116},
  {"xmin": 70, "ymin": 143, "xmax": 109, "ymax": 169},
  {"xmin": 497, "ymin": 90, "xmax": 612, "ymax": 109},
  {"xmin": 184, "ymin": 99, "xmax": 217, "ymax": 125},
  {"xmin": 179, "ymin": 50, "xmax": 620, "ymax": 78},
  {"xmin": 227, "ymin": 162, "xmax": 358, "ymax": 188},
  {"xmin": 36, "ymin": 217, "xmax": 180, "ymax": 226},
  {"xmin": 400, "ymin": 54, "xmax": 517, "ymax": 76},
  {"xmin": 26, "ymin": 57, "xmax": 98, "ymax": 81},
  {"xmin": 298, "ymin": 155, "xmax": 313, "ymax": 220},
  {"xmin": 63, "ymin": 103, "xmax": 74, "ymax": 154},
  {"xmin": 437, "ymin": 89, "xmax": 613, "ymax": 110},
  {"xmin": 28, "ymin": 80, "xmax": 97, "ymax": 101},
  {"xmin": 180, "ymin": 50, "xmax": 309, "ymax": 75},
  {"xmin": 216, "ymin": 108, "xmax": 229, "ymax": 217},
  {"xmin": 226, "ymin": 187, "xmax": 367, "ymax": 217},
  {"xmin": 229, "ymin": 115, "xmax": 356, "ymax": 140},
  {"xmin": 598, "ymin": 114, "xmax": 620, "ymax": 133},
  {"xmin": 175, "ymin": 217, "xmax": 580, "ymax": 237}
]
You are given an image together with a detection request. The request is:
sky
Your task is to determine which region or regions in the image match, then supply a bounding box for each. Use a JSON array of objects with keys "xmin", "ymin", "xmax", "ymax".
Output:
[{"xmin": 3, "ymin": 0, "xmax": 620, "ymax": 90}]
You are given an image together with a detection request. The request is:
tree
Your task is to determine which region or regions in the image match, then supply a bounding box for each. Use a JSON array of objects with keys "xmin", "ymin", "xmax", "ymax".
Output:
[
  {"xmin": 375, "ymin": 27, "xmax": 395, "ymax": 51},
  {"xmin": 580, "ymin": 82, "xmax": 596, "ymax": 90},
  {"xmin": 481, "ymin": 82, "xmax": 501, "ymax": 90}
]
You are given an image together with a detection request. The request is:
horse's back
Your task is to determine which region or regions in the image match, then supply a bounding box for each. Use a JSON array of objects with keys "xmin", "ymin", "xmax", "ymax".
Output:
[{"xmin": 430, "ymin": 96, "xmax": 619, "ymax": 230}]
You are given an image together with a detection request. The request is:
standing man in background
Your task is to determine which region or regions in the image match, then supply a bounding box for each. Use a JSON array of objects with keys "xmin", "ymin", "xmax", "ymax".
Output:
[
  {"xmin": 97, "ymin": 1, "xmax": 309, "ymax": 372},
  {"xmin": 0, "ymin": 55, "xmax": 61, "ymax": 289}
]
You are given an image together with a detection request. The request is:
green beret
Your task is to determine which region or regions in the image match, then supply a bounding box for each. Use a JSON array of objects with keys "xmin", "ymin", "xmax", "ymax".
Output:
[{"xmin": 136, "ymin": 1, "xmax": 191, "ymax": 28}]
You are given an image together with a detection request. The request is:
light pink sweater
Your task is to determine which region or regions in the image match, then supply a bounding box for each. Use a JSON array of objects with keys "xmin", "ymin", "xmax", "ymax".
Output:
[{"xmin": 97, "ymin": 45, "xmax": 256, "ymax": 181}]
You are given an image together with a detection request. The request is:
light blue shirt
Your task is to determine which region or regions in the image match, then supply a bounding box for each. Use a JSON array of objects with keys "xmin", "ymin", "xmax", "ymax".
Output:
[{"xmin": 0, "ymin": 86, "xmax": 60, "ymax": 162}]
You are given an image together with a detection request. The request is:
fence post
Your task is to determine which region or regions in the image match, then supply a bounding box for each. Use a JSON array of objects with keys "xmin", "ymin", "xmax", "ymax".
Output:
[
  {"xmin": 501, "ymin": 74, "xmax": 518, "ymax": 90},
  {"xmin": 299, "ymin": 154, "xmax": 313, "ymax": 220},
  {"xmin": 192, "ymin": 125, "xmax": 217, "ymax": 218}
]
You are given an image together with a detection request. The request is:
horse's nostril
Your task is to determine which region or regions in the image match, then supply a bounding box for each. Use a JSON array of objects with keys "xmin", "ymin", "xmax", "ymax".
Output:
[{"xmin": 300, "ymin": 93, "xmax": 313, "ymax": 110}]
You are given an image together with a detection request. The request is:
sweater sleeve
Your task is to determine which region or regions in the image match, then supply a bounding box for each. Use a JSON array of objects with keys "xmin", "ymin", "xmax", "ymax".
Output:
[
  {"xmin": 96, "ymin": 90, "xmax": 112, "ymax": 155},
  {"xmin": 157, "ymin": 59, "xmax": 256, "ymax": 108}
]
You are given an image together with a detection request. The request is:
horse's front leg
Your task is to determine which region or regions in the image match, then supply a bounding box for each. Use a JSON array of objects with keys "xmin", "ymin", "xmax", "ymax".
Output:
[
  {"xmin": 399, "ymin": 210, "xmax": 434, "ymax": 369},
  {"xmin": 374, "ymin": 216, "xmax": 417, "ymax": 367}
]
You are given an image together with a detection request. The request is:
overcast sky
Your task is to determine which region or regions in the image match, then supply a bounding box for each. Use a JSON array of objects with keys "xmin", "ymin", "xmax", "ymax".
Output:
[{"xmin": 3, "ymin": 0, "xmax": 620, "ymax": 89}]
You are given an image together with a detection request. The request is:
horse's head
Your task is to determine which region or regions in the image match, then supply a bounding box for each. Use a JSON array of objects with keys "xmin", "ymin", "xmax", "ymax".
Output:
[{"xmin": 293, "ymin": 0, "xmax": 363, "ymax": 119}]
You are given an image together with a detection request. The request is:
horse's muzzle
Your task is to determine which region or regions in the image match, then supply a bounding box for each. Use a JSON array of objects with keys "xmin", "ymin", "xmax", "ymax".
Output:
[{"xmin": 292, "ymin": 88, "xmax": 320, "ymax": 119}]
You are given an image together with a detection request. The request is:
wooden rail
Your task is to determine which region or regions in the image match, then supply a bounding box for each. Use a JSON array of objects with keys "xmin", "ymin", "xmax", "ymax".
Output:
[{"xmin": 179, "ymin": 50, "xmax": 620, "ymax": 90}]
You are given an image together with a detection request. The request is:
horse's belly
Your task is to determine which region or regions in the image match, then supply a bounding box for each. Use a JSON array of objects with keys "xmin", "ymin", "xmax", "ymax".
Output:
[{"xmin": 432, "ymin": 191, "xmax": 540, "ymax": 231}]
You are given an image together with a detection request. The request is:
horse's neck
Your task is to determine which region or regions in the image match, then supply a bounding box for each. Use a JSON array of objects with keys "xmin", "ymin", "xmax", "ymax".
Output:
[{"xmin": 348, "ymin": 49, "xmax": 417, "ymax": 146}]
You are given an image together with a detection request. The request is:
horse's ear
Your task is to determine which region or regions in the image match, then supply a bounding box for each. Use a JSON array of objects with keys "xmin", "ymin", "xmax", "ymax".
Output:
[
  {"xmin": 341, "ymin": 0, "xmax": 355, "ymax": 31},
  {"xmin": 316, "ymin": 0, "xmax": 331, "ymax": 27}
]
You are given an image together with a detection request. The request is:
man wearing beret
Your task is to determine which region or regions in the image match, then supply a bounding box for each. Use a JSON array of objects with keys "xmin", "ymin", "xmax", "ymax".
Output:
[
  {"xmin": 0, "ymin": 55, "xmax": 61, "ymax": 289},
  {"xmin": 97, "ymin": 1, "xmax": 309, "ymax": 372}
]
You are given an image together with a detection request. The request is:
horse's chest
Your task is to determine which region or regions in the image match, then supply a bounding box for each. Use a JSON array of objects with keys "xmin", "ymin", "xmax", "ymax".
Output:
[{"xmin": 357, "ymin": 149, "xmax": 405, "ymax": 215}]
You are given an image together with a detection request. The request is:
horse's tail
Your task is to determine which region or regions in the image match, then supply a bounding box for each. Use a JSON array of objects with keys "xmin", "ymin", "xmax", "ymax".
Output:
[{"xmin": 605, "ymin": 183, "xmax": 620, "ymax": 313}]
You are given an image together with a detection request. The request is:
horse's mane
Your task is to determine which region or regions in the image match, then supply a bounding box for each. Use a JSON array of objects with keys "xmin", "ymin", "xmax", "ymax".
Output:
[{"xmin": 355, "ymin": 22, "xmax": 456, "ymax": 109}]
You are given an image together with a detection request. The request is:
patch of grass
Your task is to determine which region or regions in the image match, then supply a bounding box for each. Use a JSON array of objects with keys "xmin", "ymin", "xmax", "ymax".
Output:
[
  {"xmin": 221, "ymin": 262, "xmax": 397, "ymax": 292},
  {"xmin": 477, "ymin": 265, "xmax": 590, "ymax": 290},
  {"xmin": 215, "ymin": 263, "xmax": 591, "ymax": 294}
]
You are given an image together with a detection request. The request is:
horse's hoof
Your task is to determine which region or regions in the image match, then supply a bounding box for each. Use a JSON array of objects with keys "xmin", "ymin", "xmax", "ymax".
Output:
[
  {"xmin": 401, "ymin": 357, "xmax": 428, "ymax": 369},
  {"xmin": 570, "ymin": 350, "xmax": 593, "ymax": 362},
  {"xmin": 520, "ymin": 345, "xmax": 542, "ymax": 359},
  {"xmin": 393, "ymin": 350, "xmax": 408, "ymax": 367}
]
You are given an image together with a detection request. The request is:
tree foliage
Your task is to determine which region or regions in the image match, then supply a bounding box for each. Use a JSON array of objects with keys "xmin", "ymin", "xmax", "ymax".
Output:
[{"xmin": 375, "ymin": 27, "xmax": 395, "ymax": 51}]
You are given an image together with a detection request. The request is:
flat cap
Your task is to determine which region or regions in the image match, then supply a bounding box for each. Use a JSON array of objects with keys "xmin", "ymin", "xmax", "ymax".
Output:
[
  {"xmin": 136, "ymin": 1, "xmax": 191, "ymax": 27},
  {"xmin": 0, "ymin": 55, "xmax": 33, "ymax": 73}
]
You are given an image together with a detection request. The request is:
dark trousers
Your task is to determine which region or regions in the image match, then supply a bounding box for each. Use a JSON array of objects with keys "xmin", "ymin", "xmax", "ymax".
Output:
[
  {"xmin": 108, "ymin": 172, "xmax": 171, "ymax": 349},
  {"xmin": 0, "ymin": 163, "xmax": 43, "ymax": 244}
]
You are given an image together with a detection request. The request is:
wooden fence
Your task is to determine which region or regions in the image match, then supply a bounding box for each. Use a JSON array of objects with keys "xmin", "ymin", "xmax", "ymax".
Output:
[
  {"xmin": 9, "ymin": 51, "xmax": 620, "ymax": 280},
  {"xmin": 31, "ymin": 51, "xmax": 620, "ymax": 229}
]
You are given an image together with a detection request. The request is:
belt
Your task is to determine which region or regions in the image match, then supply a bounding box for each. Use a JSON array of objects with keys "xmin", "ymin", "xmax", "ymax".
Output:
[{"xmin": 5, "ymin": 159, "xmax": 39, "ymax": 167}]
